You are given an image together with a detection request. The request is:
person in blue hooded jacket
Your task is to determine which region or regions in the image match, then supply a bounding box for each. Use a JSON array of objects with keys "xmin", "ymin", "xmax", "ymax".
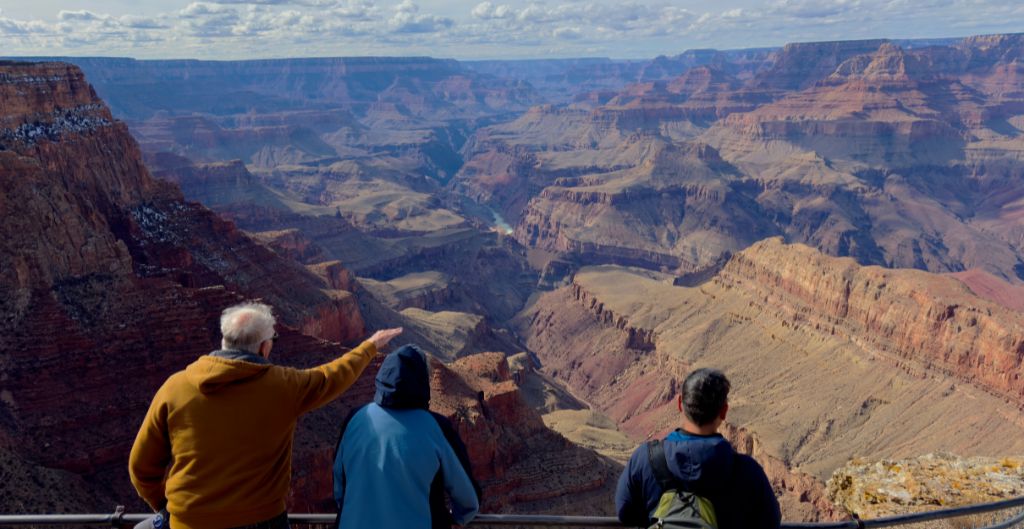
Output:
[
  {"xmin": 333, "ymin": 344, "xmax": 480, "ymax": 529},
  {"xmin": 615, "ymin": 368, "xmax": 781, "ymax": 529}
]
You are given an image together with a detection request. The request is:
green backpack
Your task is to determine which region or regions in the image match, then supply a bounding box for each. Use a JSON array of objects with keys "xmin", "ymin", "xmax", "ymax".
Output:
[{"xmin": 646, "ymin": 439, "xmax": 718, "ymax": 529}]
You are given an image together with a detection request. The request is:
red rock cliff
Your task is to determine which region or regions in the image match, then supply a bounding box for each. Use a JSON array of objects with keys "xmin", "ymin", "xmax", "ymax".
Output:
[
  {"xmin": 717, "ymin": 237, "xmax": 1024, "ymax": 405},
  {"xmin": 0, "ymin": 62, "xmax": 616, "ymax": 518},
  {"xmin": 0, "ymin": 61, "xmax": 364, "ymax": 510}
]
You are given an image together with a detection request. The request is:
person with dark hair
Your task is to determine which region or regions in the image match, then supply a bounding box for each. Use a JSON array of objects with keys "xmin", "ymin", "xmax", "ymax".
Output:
[
  {"xmin": 333, "ymin": 344, "xmax": 480, "ymax": 529},
  {"xmin": 615, "ymin": 368, "xmax": 781, "ymax": 529}
]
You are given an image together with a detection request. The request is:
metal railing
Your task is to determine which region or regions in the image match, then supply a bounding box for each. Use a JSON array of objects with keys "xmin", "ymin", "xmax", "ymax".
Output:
[{"xmin": 2, "ymin": 496, "xmax": 1024, "ymax": 529}]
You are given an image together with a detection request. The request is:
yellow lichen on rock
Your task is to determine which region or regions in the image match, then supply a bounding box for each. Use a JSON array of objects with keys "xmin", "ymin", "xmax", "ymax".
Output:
[{"xmin": 828, "ymin": 453, "xmax": 1024, "ymax": 517}]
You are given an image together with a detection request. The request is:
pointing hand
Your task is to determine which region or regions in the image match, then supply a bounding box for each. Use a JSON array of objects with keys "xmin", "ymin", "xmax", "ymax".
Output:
[{"xmin": 368, "ymin": 327, "xmax": 403, "ymax": 349}]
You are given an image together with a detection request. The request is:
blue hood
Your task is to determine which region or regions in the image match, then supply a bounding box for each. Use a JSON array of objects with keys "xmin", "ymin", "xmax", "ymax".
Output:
[
  {"xmin": 374, "ymin": 344, "xmax": 430, "ymax": 409},
  {"xmin": 661, "ymin": 430, "xmax": 736, "ymax": 491}
]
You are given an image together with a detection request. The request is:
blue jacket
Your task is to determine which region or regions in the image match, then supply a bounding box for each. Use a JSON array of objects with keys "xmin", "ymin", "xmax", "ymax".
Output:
[
  {"xmin": 615, "ymin": 430, "xmax": 781, "ymax": 529},
  {"xmin": 333, "ymin": 345, "xmax": 480, "ymax": 529}
]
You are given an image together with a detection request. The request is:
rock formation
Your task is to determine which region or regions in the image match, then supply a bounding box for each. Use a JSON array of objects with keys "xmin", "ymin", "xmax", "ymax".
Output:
[
  {"xmin": 828, "ymin": 453, "xmax": 1024, "ymax": 517},
  {"xmin": 12, "ymin": 33, "xmax": 1024, "ymax": 520},
  {"xmin": 718, "ymin": 238, "xmax": 1024, "ymax": 405},
  {"xmin": 518, "ymin": 239, "xmax": 1024, "ymax": 520},
  {"xmin": 432, "ymin": 353, "xmax": 620, "ymax": 514},
  {"xmin": 292, "ymin": 351, "xmax": 622, "ymax": 515},
  {"xmin": 0, "ymin": 61, "xmax": 369, "ymax": 510},
  {"xmin": 0, "ymin": 62, "xmax": 616, "ymax": 517},
  {"xmin": 454, "ymin": 34, "xmax": 1024, "ymax": 284}
]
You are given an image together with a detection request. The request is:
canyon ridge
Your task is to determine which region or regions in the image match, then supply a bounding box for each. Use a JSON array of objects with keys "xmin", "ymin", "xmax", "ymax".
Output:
[{"xmin": 3, "ymin": 31, "xmax": 1024, "ymax": 521}]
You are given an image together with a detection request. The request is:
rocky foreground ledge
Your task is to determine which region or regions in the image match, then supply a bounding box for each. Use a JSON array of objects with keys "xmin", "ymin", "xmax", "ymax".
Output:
[{"xmin": 829, "ymin": 453, "xmax": 1024, "ymax": 517}]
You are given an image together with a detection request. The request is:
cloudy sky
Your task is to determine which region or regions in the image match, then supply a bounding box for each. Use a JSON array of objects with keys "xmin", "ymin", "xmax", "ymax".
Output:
[{"xmin": 1, "ymin": 0, "xmax": 1022, "ymax": 60}]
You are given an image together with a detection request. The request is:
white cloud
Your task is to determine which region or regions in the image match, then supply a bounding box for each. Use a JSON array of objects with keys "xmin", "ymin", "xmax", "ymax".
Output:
[
  {"xmin": 0, "ymin": 16, "xmax": 48, "ymax": 36},
  {"xmin": 331, "ymin": 0, "xmax": 377, "ymax": 20},
  {"xmin": 471, "ymin": 2, "xmax": 491, "ymax": 19},
  {"xmin": 58, "ymin": 10, "xmax": 102, "ymax": 22},
  {"xmin": 396, "ymin": 0, "xmax": 417, "ymax": 13},
  {"xmin": 553, "ymin": 26, "xmax": 581, "ymax": 40},
  {"xmin": 389, "ymin": 0, "xmax": 453, "ymax": 33},
  {"xmin": 180, "ymin": 2, "xmax": 236, "ymax": 18},
  {"xmin": 211, "ymin": 0, "xmax": 329, "ymax": 4},
  {"xmin": 515, "ymin": 5, "xmax": 548, "ymax": 23},
  {"xmin": 471, "ymin": 2, "xmax": 513, "ymax": 20},
  {"xmin": 769, "ymin": 0, "xmax": 858, "ymax": 19},
  {"xmin": 0, "ymin": 0, "xmax": 1021, "ymax": 59},
  {"xmin": 119, "ymin": 15, "xmax": 169, "ymax": 29}
]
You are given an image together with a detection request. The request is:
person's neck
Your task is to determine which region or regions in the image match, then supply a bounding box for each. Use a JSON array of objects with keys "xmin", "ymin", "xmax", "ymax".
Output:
[{"xmin": 681, "ymin": 420, "xmax": 719, "ymax": 436}]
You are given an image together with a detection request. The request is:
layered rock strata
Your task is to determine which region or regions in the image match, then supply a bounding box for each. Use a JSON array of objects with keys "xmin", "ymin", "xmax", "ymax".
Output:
[
  {"xmin": 0, "ymin": 61, "xmax": 368, "ymax": 510},
  {"xmin": 455, "ymin": 34, "xmax": 1024, "ymax": 284},
  {"xmin": 0, "ymin": 62, "xmax": 619, "ymax": 518},
  {"xmin": 718, "ymin": 238, "xmax": 1024, "ymax": 404},
  {"xmin": 518, "ymin": 239, "xmax": 1024, "ymax": 520},
  {"xmin": 432, "ymin": 353, "xmax": 620, "ymax": 514}
]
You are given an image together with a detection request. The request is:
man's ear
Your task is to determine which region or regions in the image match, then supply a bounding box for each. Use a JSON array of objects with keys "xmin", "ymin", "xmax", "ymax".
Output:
[
  {"xmin": 719, "ymin": 402, "xmax": 729, "ymax": 421},
  {"xmin": 259, "ymin": 340, "xmax": 271, "ymax": 358}
]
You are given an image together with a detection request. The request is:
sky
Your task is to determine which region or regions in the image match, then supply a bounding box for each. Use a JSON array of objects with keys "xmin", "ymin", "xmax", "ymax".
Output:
[{"xmin": 1, "ymin": 0, "xmax": 1023, "ymax": 61}]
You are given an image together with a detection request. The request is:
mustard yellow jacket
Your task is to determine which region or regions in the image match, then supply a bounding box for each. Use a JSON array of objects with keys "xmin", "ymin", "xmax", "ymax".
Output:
[{"xmin": 128, "ymin": 341, "xmax": 377, "ymax": 529}]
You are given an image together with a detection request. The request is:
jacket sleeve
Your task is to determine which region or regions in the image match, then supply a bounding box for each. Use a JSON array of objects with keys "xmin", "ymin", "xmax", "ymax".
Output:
[
  {"xmin": 436, "ymin": 427, "xmax": 480, "ymax": 526},
  {"xmin": 128, "ymin": 385, "xmax": 172, "ymax": 511},
  {"xmin": 741, "ymin": 456, "xmax": 782, "ymax": 529},
  {"xmin": 292, "ymin": 341, "xmax": 377, "ymax": 414},
  {"xmin": 432, "ymin": 413, "xmax": 483, "ymax": 500},
  {"xmin": 332, "ymin": 406, "xmax": 362, "ymax": 515},
  {"xmin": 616, "ymin": 447, "xmax": 651, "ymax": 527}
]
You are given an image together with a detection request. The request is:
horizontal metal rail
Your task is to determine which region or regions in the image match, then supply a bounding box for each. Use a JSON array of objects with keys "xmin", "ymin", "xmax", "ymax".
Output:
[
  {"xmin": 989, "ymin": 510, "xmax": 1024, "ymax": 529},
  {"xmin": 2, "ymin": 496, "xmax": 1024, "ymax": 528}
]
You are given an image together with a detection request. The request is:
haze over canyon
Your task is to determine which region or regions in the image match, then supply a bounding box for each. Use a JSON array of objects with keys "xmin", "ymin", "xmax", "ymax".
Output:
[{"xmin": 3, "ymin": 32, "xmax": 1024, "ymax": 520}]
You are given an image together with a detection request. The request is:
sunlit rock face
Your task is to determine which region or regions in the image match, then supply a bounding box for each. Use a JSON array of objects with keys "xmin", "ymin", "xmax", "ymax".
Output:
[
  {"xmin": 456, "ymin": 34, "xmax": 1024, "ymax": 286},
  {"xmin": 828, "ymin": 453, "xmax": 1024, "ymax": 517},
  {"xmin": 517, "ymin": 239, "xmax": 1024, "ymax": 521}
]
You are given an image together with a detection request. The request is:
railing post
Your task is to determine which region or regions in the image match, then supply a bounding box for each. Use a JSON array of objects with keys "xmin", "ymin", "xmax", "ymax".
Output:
[{"xmin": 111, "ymin": 505, "xmax": 126, "ymax": 528}]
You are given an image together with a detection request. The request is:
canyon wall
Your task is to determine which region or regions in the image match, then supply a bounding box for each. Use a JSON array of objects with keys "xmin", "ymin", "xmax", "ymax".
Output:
[
  {"xmin": 0, "ymin": 62, "xmax": 614, "ymax": 516},
  {"xmin": 519, "ymin": 239, "xmax": 1024, "ymax": 520},
  {"xmin": 718, "ymin": 238, "xmax": 1024, "ymax": 405},
  {"xmin": 455, "ymin": 34, "xmax": 1024, "ymax": 284},
  {"xmin": 0, "ymin": 60, "xmax": 367, "ymax": 509}
]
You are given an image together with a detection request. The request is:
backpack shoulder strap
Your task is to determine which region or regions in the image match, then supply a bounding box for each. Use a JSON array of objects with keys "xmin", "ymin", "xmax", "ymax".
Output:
[{"xmin": 646, "ymin": 439, "xmax": 683, "ymax": 491}]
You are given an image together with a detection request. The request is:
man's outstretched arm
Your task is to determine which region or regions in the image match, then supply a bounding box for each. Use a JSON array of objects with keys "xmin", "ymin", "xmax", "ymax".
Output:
[{"xmin": 294, "ymin": 327, "xmax": 402, "ymax": 414}]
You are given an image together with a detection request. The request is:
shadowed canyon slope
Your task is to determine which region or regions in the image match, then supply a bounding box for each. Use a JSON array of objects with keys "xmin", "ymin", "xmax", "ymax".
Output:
[
  {"xmin": 58, "ymin": 56, "xmax": 549, "ymax": 246},
  {"xmin": 0, "ymin": 60, "xmax": 361, "ymax": 509},
  {"xmin": 0, "ymin": 62, "xmax": 620, "ymax": 515}
]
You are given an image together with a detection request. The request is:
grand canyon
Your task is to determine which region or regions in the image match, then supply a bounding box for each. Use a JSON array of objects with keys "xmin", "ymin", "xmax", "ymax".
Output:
[{"xmin": 3, "ymin": 31, "xmax": 1024, "ymax": 522}]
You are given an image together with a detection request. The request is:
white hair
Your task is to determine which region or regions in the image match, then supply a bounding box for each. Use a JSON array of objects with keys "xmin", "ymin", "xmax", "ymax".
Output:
[{"xmin": 220, "ymin": 302, "xmax": 276, "ymax": 353}]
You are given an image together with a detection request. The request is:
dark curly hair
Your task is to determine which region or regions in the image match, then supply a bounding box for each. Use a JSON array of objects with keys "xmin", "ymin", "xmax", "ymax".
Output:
[{"xmin": 681, "ymin": 368, "xmax": 730, "ymax": 426}]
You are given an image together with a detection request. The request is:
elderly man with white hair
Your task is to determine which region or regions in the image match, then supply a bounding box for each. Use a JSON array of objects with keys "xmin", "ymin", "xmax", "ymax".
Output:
[{"xmin": 129, "ymin": 301, "xmax": 401, "ymax": 529}]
